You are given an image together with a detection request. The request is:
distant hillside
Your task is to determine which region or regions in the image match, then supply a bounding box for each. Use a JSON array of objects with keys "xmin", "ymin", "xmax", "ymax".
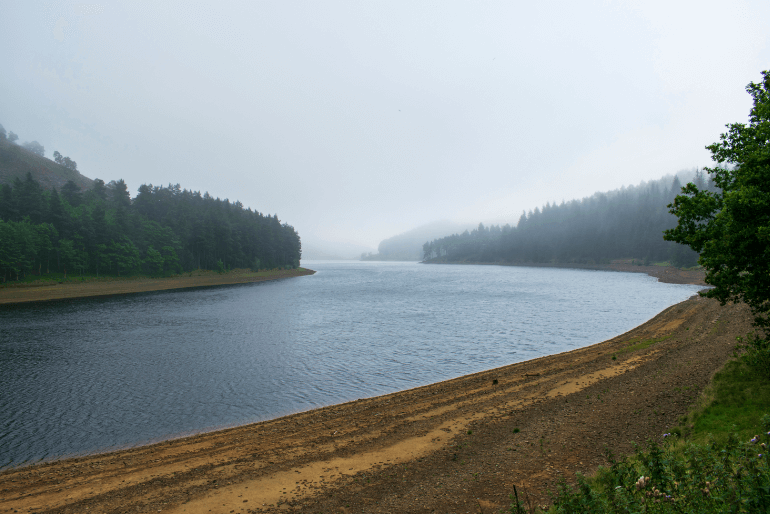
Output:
[
  {"xmin": 0, "ymin": 138, "xmax": 94, "ymax": 191},
  {"xmin": 361, "ymin": 220, "xmax": 476, "ymax": 261},
  {"xmin": 422, "ymin": 172, "xmax": 707, "ymax": 268}
]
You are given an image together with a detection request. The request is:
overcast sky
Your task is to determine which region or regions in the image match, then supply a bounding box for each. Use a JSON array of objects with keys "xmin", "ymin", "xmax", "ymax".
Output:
[{"xmin": 2, "ymin": 1, "xmax": 769, "ymax": 250}]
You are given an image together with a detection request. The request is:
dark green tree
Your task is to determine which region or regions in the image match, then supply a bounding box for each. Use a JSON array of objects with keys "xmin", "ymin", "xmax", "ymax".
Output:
[
  {"xmin": 48, "ymin": 187, "xmax": 67, "ymax": 234},
  {"xmin": 91, "ymin": 179, "xmax": 108, "ymax": 201},
  {"xmin": 143, "ymin": 246, "xmax": 164, "ymax": 276},
  {"xmin": 0, "ymin": 184, "xmax": 14, "ymax": 220},
  {"xmin": 113, "ymin": 179, "xmax": 131, "ymax": 207},
  {"xmin": 19, "ymin": 172, "xmax": 45, "ymax": 223},
  {"xmin": 664, "ymin": 71, "xmax": 770, "ymax": 346},
  {"xmin": 61, "ymin": 180, "xmax": 82, "ymax": 207}
]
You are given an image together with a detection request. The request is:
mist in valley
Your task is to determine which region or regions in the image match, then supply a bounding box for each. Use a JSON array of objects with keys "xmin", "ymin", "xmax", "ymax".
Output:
[{"xmin": 2, "ymin": 2, "xmax": 769, "ymax": 257}]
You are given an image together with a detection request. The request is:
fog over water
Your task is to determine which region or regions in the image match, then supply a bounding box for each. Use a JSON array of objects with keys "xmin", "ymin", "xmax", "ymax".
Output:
[{"xmin": 1, "ymin": 2, "xmax": 769, "ymax": 252}]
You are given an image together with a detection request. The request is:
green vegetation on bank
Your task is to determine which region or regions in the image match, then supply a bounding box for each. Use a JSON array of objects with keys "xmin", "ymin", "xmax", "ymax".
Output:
[
  {"xmin": 664, "ymin": 71, "xmax": 770, "ymax": 374},
  {"xmin": 0, "ymin": 170, "xmax": 302, "ymax": 282},
  {"xmin": 518, "ymin": 361, "xmax": 770, "ymax": 513},
  {"xmin": 612, "ymin": 335, "xmax": 673, "ymax": 358}
]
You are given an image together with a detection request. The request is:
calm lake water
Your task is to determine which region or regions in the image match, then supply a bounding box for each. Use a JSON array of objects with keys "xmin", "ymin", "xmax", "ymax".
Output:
[{"xmin": 0, "ymin": 261, "xmax": 703, "ymax": 467}]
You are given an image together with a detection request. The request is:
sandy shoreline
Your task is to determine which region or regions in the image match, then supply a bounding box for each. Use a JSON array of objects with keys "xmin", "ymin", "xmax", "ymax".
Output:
[
  {"xmin": 0, "ymin": 268, "xmax": 316, "ymax": 306},
  {"xmin": 0, "ymin": 292, "xmax": 751, "ymax": 513}
]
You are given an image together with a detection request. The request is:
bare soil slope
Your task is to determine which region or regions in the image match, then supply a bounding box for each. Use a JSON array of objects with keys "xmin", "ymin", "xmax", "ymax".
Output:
[
  {"xmin": 0, "ymin": 294, "xmax": 752, "ymax": 514},
  {"xmin": 0, "ymin": 139, "xmax": 94, "ymax": 191}
]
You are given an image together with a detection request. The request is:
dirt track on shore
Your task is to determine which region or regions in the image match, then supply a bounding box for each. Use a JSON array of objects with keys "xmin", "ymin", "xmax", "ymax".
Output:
[
  {"xmin": 0, "ymin": 268, "xmax": 315, "ymax": 306},
  {"xmin": 0, "ymin": 293, "xmax": 752, "ymax": 514}
]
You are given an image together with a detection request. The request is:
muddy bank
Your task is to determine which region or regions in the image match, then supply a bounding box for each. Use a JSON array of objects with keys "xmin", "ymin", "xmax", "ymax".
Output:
[
  {"xmin": 0, "ymin": 294, "xmax": 751, "ymax": 513},
  {"xmin": 423, "ymin": 259, "xmax": 707, "ymax": 286},
  {"xmin": 0, "ymin": 268, "xmax": 316, "ymax": 306}
]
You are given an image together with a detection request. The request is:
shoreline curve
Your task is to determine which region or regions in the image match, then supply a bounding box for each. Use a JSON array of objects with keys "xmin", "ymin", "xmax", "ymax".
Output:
[{"xmin": 0, "ymin": 293, "xmax": 751, "ymax": 513}]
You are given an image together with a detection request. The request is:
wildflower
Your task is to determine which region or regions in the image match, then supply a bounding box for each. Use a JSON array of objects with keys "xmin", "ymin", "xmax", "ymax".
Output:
[
  {"xmin": 762, "ymin": 443, "xmax": 767, "ymax": 449},
  {"xmin": 751, "ymin": 435, "xmax": 759, "ymax": 443},
  {"xmin": 663, "ymin": 433, "xmax": 671, "ymax": 438}
]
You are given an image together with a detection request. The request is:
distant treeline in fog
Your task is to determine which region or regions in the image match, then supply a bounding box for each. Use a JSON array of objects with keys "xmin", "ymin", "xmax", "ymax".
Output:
[
  {"xmin": 0, "ymin": 173, "xmax": 301, "ymax": 281},
  {"xmin": 422, "ymin": 173, "xmax": 712, "ymax": 267},
  {"xmin": 361, "ymin": 221, "xmax": 475, "ymax": 261}
]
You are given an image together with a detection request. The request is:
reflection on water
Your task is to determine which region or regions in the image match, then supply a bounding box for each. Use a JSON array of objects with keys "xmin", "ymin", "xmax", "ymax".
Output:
[{"xmin": 0, "ymin": 261, "xmax": 702, "ymax": 466}]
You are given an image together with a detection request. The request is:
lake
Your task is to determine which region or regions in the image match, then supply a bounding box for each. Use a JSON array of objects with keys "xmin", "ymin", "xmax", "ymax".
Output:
[{"xmin": 0, "ymin": 261, "xmax": 703, "ymax": 467}]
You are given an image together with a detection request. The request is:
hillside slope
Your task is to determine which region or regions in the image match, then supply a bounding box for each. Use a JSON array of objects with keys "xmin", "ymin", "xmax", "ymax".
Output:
[
  {"xmin": 0, "ymin": 139, "xmax": 94, "ymax": 190},
  {"xmin": 422, "ymin": 173, "xmax": 704, "ymax": 267},
  {"xmin": 362, "ymin": 220, "xmax": 476, "ymax": 261}
]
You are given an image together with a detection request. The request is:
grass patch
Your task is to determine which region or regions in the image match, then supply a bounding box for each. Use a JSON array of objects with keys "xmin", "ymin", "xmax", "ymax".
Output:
[
  {"xmin": 684, "ymin": 359, "xmax": 770, "ymax": 444},
  {"xmin": 615, "ymin": 335, "xmax": 673, "ymax": 356}
]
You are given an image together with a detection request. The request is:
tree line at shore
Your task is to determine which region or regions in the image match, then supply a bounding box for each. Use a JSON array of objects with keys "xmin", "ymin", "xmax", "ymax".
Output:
[
  {"xmin": 422, "ymin": 172, "xmax": 712, "ymax": 267},
  {"xmin": 0, "ymin": 173, "xmax": 301, "ymax": 281}
]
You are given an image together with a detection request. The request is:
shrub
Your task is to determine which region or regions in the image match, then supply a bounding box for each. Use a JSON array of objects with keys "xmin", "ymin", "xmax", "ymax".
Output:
[{"xmin": 532, "ymin": 423, "xmax": 770, "ymax": 513}]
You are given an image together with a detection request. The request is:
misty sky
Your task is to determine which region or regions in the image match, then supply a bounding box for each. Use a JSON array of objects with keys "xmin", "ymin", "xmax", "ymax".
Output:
[{"xmin": 2, "ymin": 1, "xmax": 769, "ymax": 251}]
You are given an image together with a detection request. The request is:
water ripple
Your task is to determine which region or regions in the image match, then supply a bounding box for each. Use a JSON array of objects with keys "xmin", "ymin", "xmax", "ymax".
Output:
[{"xmin": 0, "ymin": 261, "xmax": 702, "ymax": 466}]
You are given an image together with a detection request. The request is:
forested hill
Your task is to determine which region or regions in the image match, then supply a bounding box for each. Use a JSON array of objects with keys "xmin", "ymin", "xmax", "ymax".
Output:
[
  {"xmin": 422, "ymin": 173, "xmax": 712, "ymax": 268},
  {"xmin": 0, "ymin": 174, "xmax": 301, "ymax": 281}
]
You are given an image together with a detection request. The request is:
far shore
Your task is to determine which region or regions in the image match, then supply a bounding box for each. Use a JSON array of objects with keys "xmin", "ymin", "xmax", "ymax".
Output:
[
  {"xmin": 0, "ymin": 267, "xmax": 316, "ymax": 306},
  {"xmin": 422, "ymin": 258, "xmax": 707, "ymax": 286}
]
